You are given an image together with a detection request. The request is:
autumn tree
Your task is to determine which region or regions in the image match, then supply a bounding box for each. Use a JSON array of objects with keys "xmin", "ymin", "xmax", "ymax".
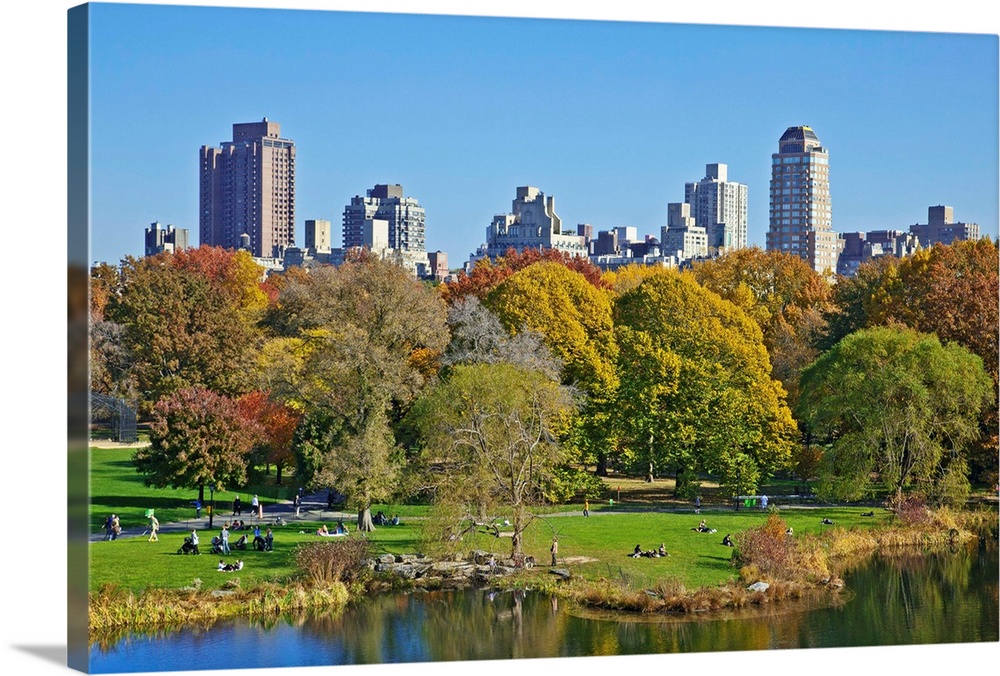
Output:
[
  {"xmin": 237, "ymin": 390, "xmax": 301, "ymax": 485},
  {"xmin": 440, "ymin": 247, "xmax": 608, "ymax": 305},
  {"xmin": 691, "ymin": 247, "xmax": 834, "ymax": 406},
  {"xmin": 613, "ymin": 269, "xmax": 798, "ymax": 496},
  {"xmin": 797, "ymin": 326, "xmax": 991, "ymax": 505},
  {"xmin": 411, "ymin": 363, "xmax": 578, "ymax": 557},
  {"xmin": 134, "ymin": 386, "xmax": 263, "ymax": 503},
  {"xmin": 479, "ymin": 262, "xmax": 619, "ymax": 477},
  {"xmin": 264, "ymin": 256, "xmax": 449, "ymax": 531},
  {"xmin": 102, "ymin": 248, "xmax": 266, "ymax": 410}
]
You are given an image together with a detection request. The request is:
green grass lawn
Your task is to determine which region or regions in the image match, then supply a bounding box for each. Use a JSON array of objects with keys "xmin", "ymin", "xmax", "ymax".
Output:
[
  {"xmin": 87, "ymin": 446, "xmax": 893, "ymax": 594},
  {"xmin": 88, "ymin": 520, "xmax": 426, "ymax": 593},
  {"xmin": 89, "ymin": 447, "xmax": 324, "ymax": 535}
]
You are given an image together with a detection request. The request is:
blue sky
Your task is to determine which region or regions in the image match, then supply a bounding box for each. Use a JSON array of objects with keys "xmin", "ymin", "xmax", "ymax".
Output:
[{"xmin": 85, "ymin": 2, "xmax": 999, "ymax": 267}]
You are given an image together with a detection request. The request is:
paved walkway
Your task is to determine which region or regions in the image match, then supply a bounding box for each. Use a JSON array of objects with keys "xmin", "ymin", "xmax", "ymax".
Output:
[{"xmin": 91, "ymin": 489, "xmax": 354, "ymax": 543}]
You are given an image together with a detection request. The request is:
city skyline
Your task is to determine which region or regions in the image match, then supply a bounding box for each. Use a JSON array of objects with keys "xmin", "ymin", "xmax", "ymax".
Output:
[{"xmin": 86, "ymin": 3, "xmax": 998, "ymax": 267}]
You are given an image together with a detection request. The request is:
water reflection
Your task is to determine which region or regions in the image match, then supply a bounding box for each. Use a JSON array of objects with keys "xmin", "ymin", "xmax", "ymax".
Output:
[{"xmin": 89, "ymin": 544, "xmax": 999, "ymax": 673}]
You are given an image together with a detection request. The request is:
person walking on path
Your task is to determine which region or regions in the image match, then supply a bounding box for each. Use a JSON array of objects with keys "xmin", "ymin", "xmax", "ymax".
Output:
[
  {"xmin": 695, "ymin": 496, "xmax": 701, "ymax": 514},
  {"xmin": 583, "ymin": 499, "xmax": 589, "ymax": 517},
  {"xmin": 148, "ymin": 514, "xmax": 159, "ymax": 542},
  {"xmin": 760, "ymin": 494, "xmax": 769, "ymax": 510},
  {"xmin": 294, "ymin": 494, "xmax": 301, "ymax": 517},
  {"xmin": 233, "ymin": 495, "xmax": 242, "ymax": 516},
  {"xmin": 550, "ymin": 536, "xmax": 559, "ymax": 566}
]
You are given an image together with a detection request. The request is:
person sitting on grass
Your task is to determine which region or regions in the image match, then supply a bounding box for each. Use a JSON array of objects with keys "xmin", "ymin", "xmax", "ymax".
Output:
[
  {"xmin": 335, "ymin": 520, "xmax": 348, "ymax": 535},
  {"xmin": 317, "ymin": 524, "xmax": 330, "ymax": 536},
  {"xmin": 218, "ymin": 559, "xmax": 226, "ymax": 571},
  {"xmin": 658, "ymin": 543, "xmax": 667, "ymax": 557},
  {"xmin": 695, "ymin": 519, "xmax": 716, "ymax": 533},
  {"xmin": 220, "ymin": 559, "xmax": 244, "ymax": 572},
  {"xmin": 632, "ymin": 544, "xmax": 642, "ymax": 557},
  {"xmin": 721, "ymin": 533, "xmax": 734, "ymax": 547},
  {"xmin": 821, "ymin": 518, "xmax": 834, "ymax": 525}
]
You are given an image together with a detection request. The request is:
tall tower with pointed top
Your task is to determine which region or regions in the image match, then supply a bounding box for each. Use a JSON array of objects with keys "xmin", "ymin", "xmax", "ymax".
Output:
[{"xmin": 766, "ymin": 125, "xmax": 840, "ymax": 273}]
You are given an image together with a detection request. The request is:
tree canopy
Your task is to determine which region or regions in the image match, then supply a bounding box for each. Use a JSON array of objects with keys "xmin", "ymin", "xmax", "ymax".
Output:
[
  {"xmin": 263, "ymin": 256, "xmax": 449, "ymax": 530},
  {"xmin": 613, "ymin": 269, "xmax": 797, "ymax": 496},
  {"xmin": 135, "ymin": 386, "xmax": 263, "ymax": 497},
  {"xmin": 97, "ymin": 248, "xmax": 266, "ymax": 409},
  {"xmin": 820, "ymin": 239, "xmax": 999, "ymax": 484},
  {"xmin": 691, "ymin": 247, "xmax": 834, "ymax": 406},
  {"xmin": 411, "ymin": 362, "xmax": 578, "ymax": 556},
  {"xmin": 797, "ymin": 326, "xmax": 991, "ymax": 505}
]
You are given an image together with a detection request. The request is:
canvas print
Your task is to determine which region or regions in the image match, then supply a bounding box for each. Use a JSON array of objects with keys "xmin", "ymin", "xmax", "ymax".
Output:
[{"xmin": 67, "ymin": 2, "xmax": 999, "ymax": 675}]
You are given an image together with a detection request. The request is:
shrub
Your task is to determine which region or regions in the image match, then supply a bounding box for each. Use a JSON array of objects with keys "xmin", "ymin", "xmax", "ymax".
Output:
[
  {"xmin": 294, "ymin": 538, "xmax": 371, "ymax": 586},
  {"xmin": 733, "ymin": 513, "xmax": 790, "ymax": 577},
  {"xmin": 888, "ymin": 494, "xmax": 934, "ymax": 527}
]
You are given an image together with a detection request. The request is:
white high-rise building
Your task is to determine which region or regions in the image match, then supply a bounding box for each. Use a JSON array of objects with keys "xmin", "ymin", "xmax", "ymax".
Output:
[
  {"xmin": 766, "ymin": 125, "xmax": 841, "ymax": 273},
  {"xmin": 343, "ymin": 184, "xmax": 426, "ymax": 254},
  {"xmin": 661, "ymin": 202, "xmax": 708, "ymax": 262},
  {"xmin": 684, "ymin": 163, "xmax": 748, "ymax": 252}
]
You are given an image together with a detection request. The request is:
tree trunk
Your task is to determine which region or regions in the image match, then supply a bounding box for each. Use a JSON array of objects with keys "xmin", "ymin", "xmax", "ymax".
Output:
[
  {"xmin": 275, "ymin": 461, "xmax": 283, "ymax": 486},
  {"xmin": 510, "ymin": 503, "xmax": 525, "ymax": 558},
  {"xmin": 198, "ymin": 484, "xmax": 205, "ymax": 503},
  {"xmin": 357, "ymin": 505, "xmax": 375, "ymax": 532},
  {"xmin": 596, "ymin": 452, "xmax": 608, "ymax": 477},
  {"xmin": 646, "ymin": 461, "xmax": 654, "ymax": 483}
]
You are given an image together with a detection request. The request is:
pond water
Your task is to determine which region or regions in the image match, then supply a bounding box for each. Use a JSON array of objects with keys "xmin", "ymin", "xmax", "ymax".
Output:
[{"xmin": 89, "ymin": 542, "xmax": 998, "ymax": 673}]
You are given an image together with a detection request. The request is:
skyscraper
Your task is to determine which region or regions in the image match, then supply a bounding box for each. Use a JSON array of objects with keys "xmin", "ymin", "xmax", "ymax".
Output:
[
  {"xmin": 342, "ymin": 184, "xmax": 426, "ymax": 254},
  {"xmin": 199, "ymin": 118, "xmax": 296, "ymax": 258},
  {"xmin": 684, "ymin": 163, "xmax": 748, "ymax": 252},
  {"xmin": 766, "ymin": 126, "xmax": 840, "ymax": 273}
]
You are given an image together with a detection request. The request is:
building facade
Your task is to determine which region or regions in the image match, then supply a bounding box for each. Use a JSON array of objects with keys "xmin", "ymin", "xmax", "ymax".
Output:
[
  {"xmin": 199, "ymin": 118, "xmax": 296, "ymax": 258},
  {"xmin": 144, "ymin": 221, "xmax": 190, "ymax": 256},
  {"xmin": 480, "ymin": 186, "xmax": 587, "ymax": 259},
  {"xmin": 304, "ymin": 219, "xmax": 332, "ymax": 253},
  {"xmin": 837, "ymin": 229, "xmax": 922, "ymax": 277},
  {"xmin": 684, "ymin": 163, "xmax": 748, "ymax": 252},
  {"xmin": 909, "ymin": 205, "xmax": 980, "ymax": 246},
  {"xmin": 765, "ymin": 125, "xmax": 841, "ymax": 273},
  {"xmin": 661, "ymin": 202, "xmax": 708, "ymax": 262},
  {"xmin": 342, "ymin": 184, "xmax": 426, "ymax": 254}
]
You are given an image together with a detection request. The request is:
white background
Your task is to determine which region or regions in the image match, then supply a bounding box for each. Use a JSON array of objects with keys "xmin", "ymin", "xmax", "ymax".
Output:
[{"xmin": 1, "ymin": 2, "xmax": 997, "ymax": 675}]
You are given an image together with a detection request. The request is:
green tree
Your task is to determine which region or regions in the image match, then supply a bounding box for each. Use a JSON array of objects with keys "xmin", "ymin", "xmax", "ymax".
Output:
[
  {"xmin": 797, "ymin": 326, "xmax": 991, "ymax": 505},
  {"xmin": 821, "ymin": 239, "xmax": 999, "ymax": 484},
  {"xmin": 613, "ymin": 269, "xmax": 797, "ymax": 496},
  {"xmin": 411, "ymin": 363, "xmax": 577, "ymax": 557},
  {"xmin": 134, "ymin": 386, "xmax": 263, "ymax": 503},
  {"xmin": 264, "ymin": 255, "xmax": 449, "ymax": 531}
]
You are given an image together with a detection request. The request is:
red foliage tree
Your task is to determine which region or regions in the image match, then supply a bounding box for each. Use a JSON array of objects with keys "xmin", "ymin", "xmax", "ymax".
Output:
[
  {"xmin": 440, "ymin": 247, "xmax": 609, "ymax": 305},
  {"xmin": 237, "ymin": 391, "xmax": 301, "ymax": 485}
]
